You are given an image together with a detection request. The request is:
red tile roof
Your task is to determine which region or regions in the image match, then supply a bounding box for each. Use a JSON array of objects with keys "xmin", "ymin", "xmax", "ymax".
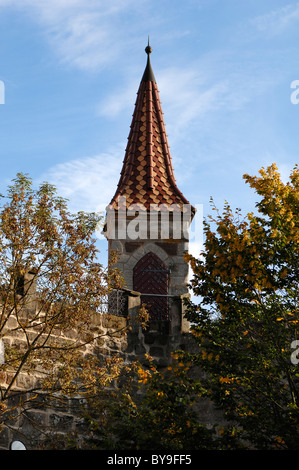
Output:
[{"xmin": 109, "ymin": 45, "xmax": 194, "ymax": 213}]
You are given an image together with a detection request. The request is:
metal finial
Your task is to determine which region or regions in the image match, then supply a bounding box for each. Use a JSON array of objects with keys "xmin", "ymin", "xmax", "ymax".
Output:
[
  {"xmin": 145, "ymin": 36, "xmax": 152, "ymax": 55},
  {"xmin": 142, "ymin": 37, "xmax": 156, "ymax": 82}
]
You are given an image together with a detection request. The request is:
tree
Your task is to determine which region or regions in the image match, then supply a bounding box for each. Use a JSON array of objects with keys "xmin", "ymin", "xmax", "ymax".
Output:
[
  {"xmin": 0, "ymin": 173, "xmax": 125, "ymax": 442},
  {"xmin": 184, "ymin": 164, "xmax": 299, "ymax": 449},
  {"xmin": 79, "ymin": 354, "xmax": 221, "ymax": 450}
]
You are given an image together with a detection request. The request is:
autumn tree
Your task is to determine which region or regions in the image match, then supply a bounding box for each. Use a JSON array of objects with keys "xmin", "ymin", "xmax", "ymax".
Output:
[
  {"xmin": 78, "ymin": 354, "xmax": 222, "ymax": 451},
  {"xmin": 0, "ymin": 173, "xmax": 125, "ymax": 443},
  {"xmin": 184, "ymin": 164, "xmax": 299, "ymax": 449}
]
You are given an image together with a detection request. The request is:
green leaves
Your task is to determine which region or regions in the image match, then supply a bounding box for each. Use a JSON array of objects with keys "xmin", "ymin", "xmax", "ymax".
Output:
[
  {"xmin": 91, "ymin": 355, "xmax": 219, "ymax": 450},
  {"xmin": 185, "ymin": 164, "xmax": 299, "ymax": 449}
]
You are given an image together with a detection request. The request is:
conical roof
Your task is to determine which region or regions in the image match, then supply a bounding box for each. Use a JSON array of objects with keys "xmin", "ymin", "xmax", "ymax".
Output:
[{"xmin": 109, "ymin": 44, "xmax": 193, "ymax": 213}]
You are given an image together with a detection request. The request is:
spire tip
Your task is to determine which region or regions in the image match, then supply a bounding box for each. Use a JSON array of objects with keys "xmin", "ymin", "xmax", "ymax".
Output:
[
  {"xmin": 145, "ymin": 36, "xmax": 152, "ymax": 55},
  {"xmin": 142, "ymin": 38, "xmax": 156, "ymax": 82}
]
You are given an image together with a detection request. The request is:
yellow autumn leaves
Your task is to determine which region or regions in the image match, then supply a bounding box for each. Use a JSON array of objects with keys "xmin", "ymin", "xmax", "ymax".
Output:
[
  {"xmin": 180, "ymin": 165, "xmax": 299, "ymax": 449},
  {"xmin": 137, "ymin": 366, "xmax": 152, "ymax": 385},
  {"xmin": 201, "ymin": 350, "xmax": 219, "ymax": 362},
  {"xmin": 186, "ymin": 164, "xmax": 299, "ymax": 301}
]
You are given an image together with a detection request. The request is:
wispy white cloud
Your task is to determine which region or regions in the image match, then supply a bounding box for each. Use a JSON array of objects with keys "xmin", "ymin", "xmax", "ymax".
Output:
[
  {"xmin": 97, "ymin": 79, "xmax": 138, "ymax": 118},
  {"xmin": 98, "ymin": 55, "xmax": 280, "ymax": 148},
  {"xmin": 2, "ymin": 0, "xmax": 291, "ymax": 222},
  {"xmin": 251, "ymin": 3, "xmax": 299, "ymax": 35},
  {"xmin": 40, "ymin": 145, "xmax": 124, "ymax": 214},
  {"xmin": 0, "ymin": 0, "xmax": 285, "ymax": 132},
  {"xmin": 0, "ymin": 0, "xmax": 148, "ymax": 71}
]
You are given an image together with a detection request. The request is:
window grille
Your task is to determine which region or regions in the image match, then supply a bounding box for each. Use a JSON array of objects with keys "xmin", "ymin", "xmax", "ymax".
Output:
[
  {"xmin": 101, "ymin": 289, "xmax": 128, "ymax": 317},
  {"xmin": 133, "ymin": 252, "xmax": 169, "ymax": 321}
]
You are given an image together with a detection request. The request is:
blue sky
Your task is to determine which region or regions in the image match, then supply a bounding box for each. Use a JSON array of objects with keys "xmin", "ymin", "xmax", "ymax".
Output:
[{"xmin": 0, "ymin": 0, "xmax": 298, "ymax": 264}]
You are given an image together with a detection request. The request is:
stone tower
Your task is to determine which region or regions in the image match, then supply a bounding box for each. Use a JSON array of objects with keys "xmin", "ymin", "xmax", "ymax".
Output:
[{"xmin": 104, "ymin": 43, "xmax": 195, "ymax": 329}]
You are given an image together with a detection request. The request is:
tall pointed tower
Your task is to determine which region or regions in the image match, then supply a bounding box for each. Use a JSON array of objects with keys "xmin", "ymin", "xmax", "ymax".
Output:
[{"xmin": 105, "ymin": 43, "xmax": 194, "ymax": 326}]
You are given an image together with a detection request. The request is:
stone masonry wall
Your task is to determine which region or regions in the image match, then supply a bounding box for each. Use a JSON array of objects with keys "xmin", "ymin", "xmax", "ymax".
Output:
[
  {"xmin": 0, "ymin": 289, "xmax": 199, "ymax": 450},
  {"xmin": 0, "ymin": 303, "xmax": 129, "ymax": 450},
  {"xmin": 0, "ymin": 288, "xmax": 224, "ymax": 450}
]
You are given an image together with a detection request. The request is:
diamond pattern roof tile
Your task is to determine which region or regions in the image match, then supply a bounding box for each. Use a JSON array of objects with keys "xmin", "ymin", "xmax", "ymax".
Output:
[{"xmin": 109, "ymin": 44, "xmax": 194, "ymax": 214}]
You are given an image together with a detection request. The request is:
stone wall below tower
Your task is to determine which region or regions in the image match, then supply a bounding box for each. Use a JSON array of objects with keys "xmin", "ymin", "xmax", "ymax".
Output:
[
  {"xmin": 126, "ymin": 288, "xmax": 191, "ymax": 367},
  {"xmin": 0, "ymin": 288, "xmax": 194, "ymax": 450}
]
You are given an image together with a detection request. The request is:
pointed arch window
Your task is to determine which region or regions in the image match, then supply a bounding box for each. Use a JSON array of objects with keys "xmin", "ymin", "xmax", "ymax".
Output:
[{"xmin": 133, "ymin": 252, "xmax": 169, "ymax": 321}]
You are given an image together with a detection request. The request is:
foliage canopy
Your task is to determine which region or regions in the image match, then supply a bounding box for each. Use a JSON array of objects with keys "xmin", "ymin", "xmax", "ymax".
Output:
[
  {"xmin": 0, "ymin": 174, "xmax": 124, "ymax": 437},
  {"xmin": 183, "ymin": 164, "xmax": 299, "ymax": 449}
]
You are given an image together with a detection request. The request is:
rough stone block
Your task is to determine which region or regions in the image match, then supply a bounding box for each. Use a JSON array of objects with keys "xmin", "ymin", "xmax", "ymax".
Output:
[{"xmin": 149, "ymin": 346, "xmax": 165, "ymax": 357}]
